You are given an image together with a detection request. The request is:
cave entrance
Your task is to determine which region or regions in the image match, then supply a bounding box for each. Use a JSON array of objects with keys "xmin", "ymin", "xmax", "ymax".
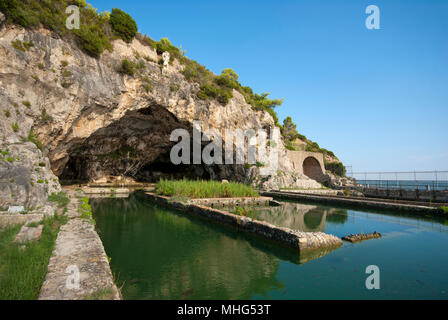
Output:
[
  {"xmin": 59, "ymin": 155, "xmax": 90, "ymax": 185},
  {"xmin": 56, "ymin": 104, "xmax": 244, "ymax": 185},
  {"xmin": 132, "ymin": 152, "xmax": 212, "ymax": 182}
]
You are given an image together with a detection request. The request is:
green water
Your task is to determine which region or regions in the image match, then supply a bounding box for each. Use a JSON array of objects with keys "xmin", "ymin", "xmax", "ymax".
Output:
[{"xmin": 91, "ymin": 192, "xmax": 448, "ymax": 300}]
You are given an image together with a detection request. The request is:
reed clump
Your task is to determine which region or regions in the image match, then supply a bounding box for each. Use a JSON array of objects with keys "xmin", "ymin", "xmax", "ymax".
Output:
[{"xmin": 155, "ymin": 179, "xmax": 258, "ymax": 199}]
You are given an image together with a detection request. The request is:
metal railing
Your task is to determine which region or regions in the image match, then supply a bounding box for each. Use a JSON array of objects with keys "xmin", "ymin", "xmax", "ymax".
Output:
[{"xmin": 348, "ymin": 170, "xmax": 448, "ymax": 191}]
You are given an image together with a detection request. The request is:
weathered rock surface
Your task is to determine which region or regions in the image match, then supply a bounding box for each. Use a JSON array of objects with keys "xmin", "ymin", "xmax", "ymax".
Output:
[
  {"xmin": 342, "ymin": 232, "xmax": 382, "ymax": 243},
  {"xmin": 0, "ymin": 212, "xmax": 43, "ymax": 229},
  {"xmin": 0, "ymin": 142, "xmax": 61, "ymax": 208},
  {"xmin": 0, "ymin": 23, "xmax": 321, "ymax": 208},
  {"xmin": 14, "ymin": 224, "xmax": 43, "ymax": 243}
]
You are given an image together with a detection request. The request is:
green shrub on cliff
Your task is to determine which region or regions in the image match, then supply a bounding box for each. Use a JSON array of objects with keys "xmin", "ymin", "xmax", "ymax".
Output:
[
  {"xmin": 154, "ymin": 38, "xmax": 182, "ymax": 62},
  {"xmin": 72, "ymin": 11, "xmax": 112, "ymax": 57},
  {"xmin": 119, "ymin": 59, "xmax": 135, "ymax": 76},
  {"xmin": 109, "ymin": 8, "xmax": 137, "ymax": 43},
  {"xmin": 28, "ymin": 128, "xmax": 43, "ymax": 151},
  {"xmin": 0, "ymin": 0, "xmax": 39, "ymax": 28},
  {"xmin": 1, "ymin": 0, "xmax": 112, "ymax": 57},
  {"xmin": 325, "ymin": 161, "xmax": 346, "ymax": 177},
  {"xmin": 11, "ymin": 39, "xmax": 34, "ymax": 52},
  {"xmin": 282, "ymin": 117, "xmax": 299, "ymax": 142},
  {"xmin": 2, "ymin": 1, "xmax": 286, "ymax": 127}
]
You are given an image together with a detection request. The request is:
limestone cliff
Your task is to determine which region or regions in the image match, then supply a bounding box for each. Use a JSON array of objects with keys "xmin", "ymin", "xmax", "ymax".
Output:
[{"xmin": 0, "ymin": 19, "xmax": 321, "ymax": 209}]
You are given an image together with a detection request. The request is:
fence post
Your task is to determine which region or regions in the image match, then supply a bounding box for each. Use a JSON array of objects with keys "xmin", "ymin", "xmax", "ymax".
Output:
[{"xmin": 435, "ymin": 170, "xmax": 438, "ymax": 191}]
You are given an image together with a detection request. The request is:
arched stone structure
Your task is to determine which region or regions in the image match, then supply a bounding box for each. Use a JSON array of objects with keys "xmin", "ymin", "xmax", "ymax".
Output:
[
  {"xmin": 303, "ymin": 156, "xmax": 325, "ymax": 182},
  {"xmin": 285, "ymin": 150, "xmax": 327, "ymax": 183}
]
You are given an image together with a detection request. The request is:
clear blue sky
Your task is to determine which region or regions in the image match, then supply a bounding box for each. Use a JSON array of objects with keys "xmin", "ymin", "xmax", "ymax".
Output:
[{"xmin": 90, "ymin": 0, "xmax": 448, "ymax": 172}]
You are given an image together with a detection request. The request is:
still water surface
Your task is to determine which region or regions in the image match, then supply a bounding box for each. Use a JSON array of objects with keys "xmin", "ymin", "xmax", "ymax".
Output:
[{"xmin": 91, "ymin": 192, "xmax": 448, "ymax": 299}]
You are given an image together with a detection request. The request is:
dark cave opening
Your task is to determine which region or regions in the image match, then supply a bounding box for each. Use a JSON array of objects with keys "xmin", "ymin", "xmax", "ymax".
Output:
[
  {"xmin": 59, "ymin": 155, "xmax": 91, "ymax": 185},
  {"xmin": 57, "ymin": 105, "xmax": 245, "ymax": 185},
  {"xmin": 59, "ymin": 151, "xmax": 217, "ymax": 184}
]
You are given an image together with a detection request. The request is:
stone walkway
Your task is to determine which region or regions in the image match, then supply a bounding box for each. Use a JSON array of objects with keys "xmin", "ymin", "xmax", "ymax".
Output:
[{"xmin": 38, "ymin": 190, "xmax": 121, "ymax": 300}]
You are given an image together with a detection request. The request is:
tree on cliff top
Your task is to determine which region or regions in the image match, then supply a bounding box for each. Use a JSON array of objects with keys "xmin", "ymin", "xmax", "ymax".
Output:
[
  {"xmin": 109, "ymin": 8, "xmax": 137, "ymax": 43},
  {"xmin": 282, "ymin": 116, "xmax": 300, "ymax": 142}
]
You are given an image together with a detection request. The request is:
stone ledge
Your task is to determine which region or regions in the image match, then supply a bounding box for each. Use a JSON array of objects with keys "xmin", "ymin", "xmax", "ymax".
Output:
[
  {"xmin": 81, "ymin": 187, "xmax": 130, "ymax": 195},
  {"xmin": 14, "ymin": 224, "xmax": 43, "ymax": 243},
  {"xmin": 262, "ymin": 191, "xmax": 443, "ymax": 215},
  {"xmin": 38, "ymin": 218, "xmax": 121, "ymax": 300},
  {"xmin": 0, "ymin": 214, "xmax": 43, "ymax": 228},
  {"xmin": 38, "ymin": 193, "xmax": 121, "ymax": 300},
  {"xmin": 188, "ymin": 196, "xmax": 272, "ymax": 208},
  {"xmin": 278, "ymin": 189, "xmax": 339, "ymax": 196},
  {"xmin": 145, "ymin": 193, "xmax": 342, "ymax": 253}
]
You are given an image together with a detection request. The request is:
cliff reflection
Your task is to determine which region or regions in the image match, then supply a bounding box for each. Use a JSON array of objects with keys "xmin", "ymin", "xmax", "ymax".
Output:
[{"xmin": 248, "ymin": 202, "xmax": 348, "ymax": 232}]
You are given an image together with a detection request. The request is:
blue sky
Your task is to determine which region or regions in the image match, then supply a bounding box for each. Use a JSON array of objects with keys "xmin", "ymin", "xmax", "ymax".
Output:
[{"xmin": 90, "ymin": 0, "xmax": 448, "ymax": 172}]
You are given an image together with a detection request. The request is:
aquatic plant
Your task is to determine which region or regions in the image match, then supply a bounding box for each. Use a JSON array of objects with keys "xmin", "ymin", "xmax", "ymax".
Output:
[
  {"xmin": 155, "ymin": 179, "xmax": 258, "ymax": 199},
  {"xmin": 78, "ymin": 197, "xmax": 93, "ymax": 220},
  {"xmin": 233, "ymin": 206, "xmax": 258, "ymax": 219}
]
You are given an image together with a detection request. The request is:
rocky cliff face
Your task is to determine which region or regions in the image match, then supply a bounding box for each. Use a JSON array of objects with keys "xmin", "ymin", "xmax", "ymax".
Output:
[{"xmin": 0, "ymin": 21, "xmax": 320, "ymax": 209}]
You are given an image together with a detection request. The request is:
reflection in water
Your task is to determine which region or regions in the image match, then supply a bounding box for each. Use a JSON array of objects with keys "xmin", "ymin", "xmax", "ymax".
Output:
[
  {"xmin": 91, "ymin": 193, "xmax": 342, "ymax": 299},
  {"xmin": 92, "ymin": 193, "xmax": 284, "ymax": 299},
  {"xmin": 91, "ymin": 193, "xmax": 448, "ymax": 299},
  {"xmin": 246, "ymin": 202, "xmax": 348, "ymax": 232}
]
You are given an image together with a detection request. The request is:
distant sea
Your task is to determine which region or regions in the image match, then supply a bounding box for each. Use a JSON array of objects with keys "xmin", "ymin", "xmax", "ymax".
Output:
[{"xmin": 355, "ymin": 180, "xmax": 448, "ymax": 191}]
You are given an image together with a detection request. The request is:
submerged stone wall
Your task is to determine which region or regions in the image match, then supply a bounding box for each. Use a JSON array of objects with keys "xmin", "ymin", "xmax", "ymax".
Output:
[
  {"xmin": 145, "ymin": 193, "xmax": 342, "ymax": 252},
  {"xmin": 188, "ymin": 197, "xmax": 272, "ymax": 208},
  {"xmin": 361, "ymin": 188, "xmax": 448, "ymax": 203}
]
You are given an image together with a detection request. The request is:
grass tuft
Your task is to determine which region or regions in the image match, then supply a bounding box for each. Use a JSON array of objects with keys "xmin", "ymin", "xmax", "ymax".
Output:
[
  {"xmin": 155, "ymin": 179, "xmax": 258, "ymax": 199},
  {"xmin": 0, "ymin": 214, "xmax": 67, "ymax": 299},
  {"xmin": 47, "ymin": 192, "xmax": 69, "ymax": 208}
]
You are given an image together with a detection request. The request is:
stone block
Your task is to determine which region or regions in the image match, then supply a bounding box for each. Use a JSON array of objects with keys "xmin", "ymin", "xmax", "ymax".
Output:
[{"xmin": 14, "ymin": 225, "xmax": 43, "ymax": 243}]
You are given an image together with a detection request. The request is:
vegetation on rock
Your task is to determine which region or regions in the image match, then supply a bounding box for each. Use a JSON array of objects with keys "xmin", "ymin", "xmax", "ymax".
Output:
[
  {"xmin": 109, "ymin": 8, "xmax": 137, "ymax": 43},
  {"xmin": 119, "ymin": 59, "xmax": 135, "ymax": 76},
  {"xmin": 28, "ymin": 128, "xmax": 43, "ymax": 152},
  {"xmin": 233, "ymin": 206, "xmax": 258, "ymax": 219},
  {"xmin": 0, "ymin": 0, "xmax": 341, "ymax": 165},
  {"xmin": 325, "ymin": 161, "xmax": 346, "ymax": 177},
  {"xmin": 0, "ymin": 213, "xmax": 67, "ymax": 299},
  {"xmin": 78, "ymin": 197, "xmax": 93, "ymax": 221},
  {"xmin": 48, "ymin": 191, "xmax": 70, "ymax": 208}
]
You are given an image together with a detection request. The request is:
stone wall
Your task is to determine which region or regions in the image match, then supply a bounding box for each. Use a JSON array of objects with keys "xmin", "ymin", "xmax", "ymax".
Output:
[
  {"xmin": 188, "ymin": 197, "xmax": 272, "ymax": 208},
  {"xmin": 286, "ymin": 151, "xmax": 327, "ymax": 182},
  {"xmin": 262, "ymin": 191, "xmax": 445, "ymax": 215},
  {"xmin": 361, "ymin": 188, "xmax": 448, "ymax": 203},
  {"xmin": 145, "ymin": 193, "xmax": 342, "ymax": 252}
]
